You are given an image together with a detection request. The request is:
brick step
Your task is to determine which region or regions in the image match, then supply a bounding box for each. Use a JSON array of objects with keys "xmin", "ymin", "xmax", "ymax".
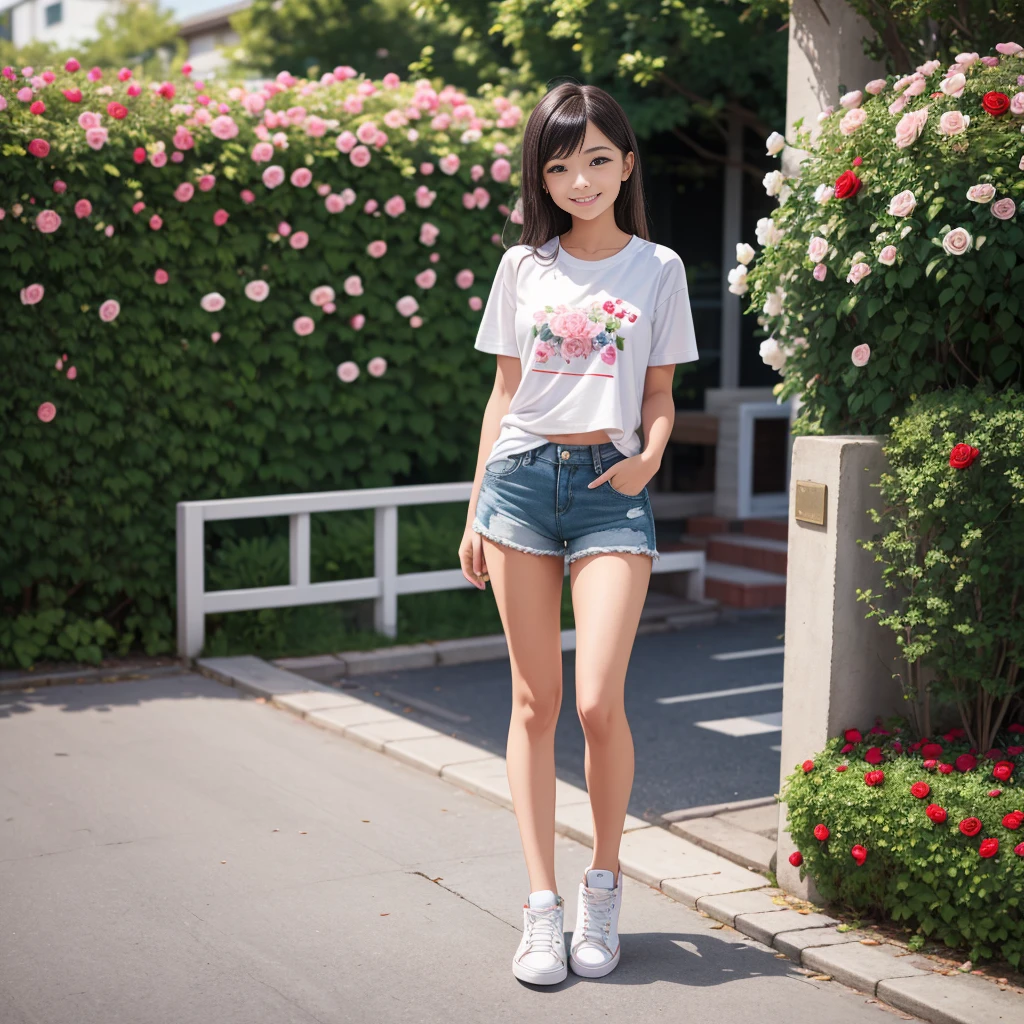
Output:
[
  {"xmin": 683, "ymin": 515, "xmax": 789, "ymax": 543},
  {"xmin": 742, "ymin": 518, "xmax": 788, "ymax": 542},
  {"xmin": 706, "ymin": 533, "xmax": 788, "ymax": 576},
  {"xmin": 704, "ymin": 560, "xmax": 787, "ymax": 609}
]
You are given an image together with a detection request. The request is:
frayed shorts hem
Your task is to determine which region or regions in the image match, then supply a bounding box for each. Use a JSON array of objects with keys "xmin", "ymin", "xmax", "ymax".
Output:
[
  {"xmin": 472, "ymin": 520, "xmax": 564, "ymax": 558},
  {"xmin": 567, "ymin": 545, "xmax": 660, "ymax": 564},
  {"xmin": 473, "ymin": 521, "xmax": 659, "ymax": 563}
]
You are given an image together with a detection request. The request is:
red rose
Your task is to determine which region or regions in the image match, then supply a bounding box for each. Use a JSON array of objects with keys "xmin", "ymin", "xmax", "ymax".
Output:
[
  {"xmin": 993, "ymin": 761, "xmax": 1014, "ymax": 781},
  {"xmin": 864, "ymin": 769, "xmax": 885, "ymax": 787},
  {"xmin": 926, "ymin": 804, "xmax": 947, "ymax": 824},
  {"xmin": 1008, "ymin": 746, "xmax": 1024, "ymax": 756},
  {"xmin": 955, "ymin": 754, "xmax": 977, "ymax": 772},
  {"xmin": 949, "ymin": 443, "xmax": 979, "ymax": 469},
  {"xmin": 844, "ymin": 729, "xmax": 863, "ymax": 743},
  {"xmin": 106, "ymin": 101, "xmax": 128, "ymax": 119},
  {"xmin": 923, "ymin": 759, "xmax": 938, "ymax": 769},
  {"xmin": 1002, "ymin": 812, "xmax": 1024, "ymax": 830},
  {"xmin": 869, "ymin": 725, "xmax": 890, "ymax": 735},
  {"xmin": 27, "ymin": 138, "xmax": 50, "ymax": 158},
  {"xmin": 852, "ymin": 156, "xmax": 863, "ymax": 167},
  {"xmin": 938, "ymin": 763, "xmax": 954, "ymax": 775},
  {"xmin": 910, "ymin": 782, "xmax": 931, "ymax": 799},
  {"xmin": 989, "ymin": 789, "xmax": 1003, "ymax": 797},
  {"xmin": 864, "ymin": 746, "xmax": 884, "ymax": 765},
  {"xmin": 62, "ymin": 87, "xmax": 82, "ymax": 102},
  {"xmin": 979, "ymin": 838, "xmax": 999, "ymax": 858},
  {"xmin": 891, "ymin": 741, "xmax": 903, "ymax": 754},
  {"xmin": 982, "ymin": 91, "xmax": 1010, "ymax": 116},
  {"xmin": 958, "ymin": 817, "xmax": 983, "ymax": 837},
  {"xmin": 983, "ymin": 749, "xmax": 1003, "ymax": 761},
  {"xmin": 834, "ymin": 169, "xmax": 862, "ymax": 199},
  {"xmin": 840, "ymin": 743, "xmax": 854, "ymax": 754},
  {"xmin": 945, "ymin": 727, "xmax": 967, "ymax": 740},
  {"xmin": 850, "ymin": 844, "xmax": 868, "ymax": 865},
  {"xmin": 836, "ymin": 765, "xmax": 848, "ymax": 772},
  {"xmin": 133, "ymin": 147, "xmax": 147, "ymax": 164},
  {"xmin": 1009, "ymin": 724, "xmax": 1024, "ymax": 734},
  {"xmin": 813, "ymin": 824, "xmax": 830, "ymax": 841},
  {"xmin": 802, "ymin": 759, "xmax": 815, "ymax": 773},
  {"xmin": 921, "ymin": 743, "xmax": 944, "ymax": 758},
  {"xmin": 789, "ymin": 850, "xmax": 803, "ymax": 867}
]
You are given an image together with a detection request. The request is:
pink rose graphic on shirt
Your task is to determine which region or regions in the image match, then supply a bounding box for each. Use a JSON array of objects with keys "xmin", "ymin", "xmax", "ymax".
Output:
[{"xmin": 531, "ymin": 298, "xmax": 638, "ymax": 366}]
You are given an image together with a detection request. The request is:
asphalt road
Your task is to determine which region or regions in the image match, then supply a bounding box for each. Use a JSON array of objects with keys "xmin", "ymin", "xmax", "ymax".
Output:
[
  {"xmin": 323, "ymin": 609, "xmax": 788, "ymax": 822},
  {"xmin": 0, "ymin": 672, "xmax": 917, "ymax": 1024}
]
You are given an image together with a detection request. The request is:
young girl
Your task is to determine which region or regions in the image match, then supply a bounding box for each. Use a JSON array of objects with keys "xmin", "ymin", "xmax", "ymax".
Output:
[{"xmin": 457, "ymin": 82, "xmax": 699, "ymax": 984}]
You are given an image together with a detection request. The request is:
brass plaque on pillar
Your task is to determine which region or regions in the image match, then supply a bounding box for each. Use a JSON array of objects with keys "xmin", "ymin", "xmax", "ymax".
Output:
[{"xmin": 794, "ymin": 481, "xmax": 827, "ymax": 526}]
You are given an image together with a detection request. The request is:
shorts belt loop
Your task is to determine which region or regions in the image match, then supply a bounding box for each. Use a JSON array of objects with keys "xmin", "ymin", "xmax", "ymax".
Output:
[
  {"xmin": 525, "ymin": 447, "xmax": 535, "ymax": 466},
  {"xmin": 591, "ymin": 444, "xmax": 602, "ymax": 475}
]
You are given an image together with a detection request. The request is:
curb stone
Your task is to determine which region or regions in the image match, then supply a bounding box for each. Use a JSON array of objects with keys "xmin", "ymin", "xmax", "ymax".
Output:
[{"xmin": 195, "ymin": 654, "xmax": 1023, "ymax": 1024}]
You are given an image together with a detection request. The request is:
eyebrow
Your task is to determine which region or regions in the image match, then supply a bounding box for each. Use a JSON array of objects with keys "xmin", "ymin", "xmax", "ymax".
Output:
[{"xmin": 547, "ymin": 146, "xmax": 613, "ymax": 162}]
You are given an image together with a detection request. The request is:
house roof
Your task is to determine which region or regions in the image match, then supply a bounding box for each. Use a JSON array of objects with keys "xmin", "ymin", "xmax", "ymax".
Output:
[{"xmin": 177, "ymin": 0, "xmax": 250, "ymax": 37}]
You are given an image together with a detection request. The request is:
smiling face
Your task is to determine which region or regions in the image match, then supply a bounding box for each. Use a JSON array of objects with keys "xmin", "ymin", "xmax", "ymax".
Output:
[{"xmin": 541, "ymin": 120, "xmax": 634, "ymax": 221}]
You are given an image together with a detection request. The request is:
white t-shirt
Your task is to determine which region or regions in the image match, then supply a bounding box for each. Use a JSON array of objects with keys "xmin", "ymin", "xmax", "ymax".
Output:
[{"xmin": 474, "ymin": 233, "xmax": 699, "ymax": 467}]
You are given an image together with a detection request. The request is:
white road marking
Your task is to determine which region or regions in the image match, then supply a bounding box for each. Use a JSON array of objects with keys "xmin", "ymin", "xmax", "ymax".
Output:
[
  {"xmin": 770, "ymin": 745, "xmax": 782, "ymax": 752},
  {"xmin": 694, "ymin": 712, "xmax": 783, "ymax": 737},
  {"xmin": 710, "ymin": 646, "xmax": 785, "ymax": 661},
  {"xmin": 656, "ymin": 682, "xmax": 783, "ymax": 705}
]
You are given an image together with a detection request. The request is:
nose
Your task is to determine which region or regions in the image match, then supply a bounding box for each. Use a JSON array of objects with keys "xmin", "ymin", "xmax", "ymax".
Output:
[{"xmin": 573, "ymin": 171, "xmax": 590, "ymax": 188}]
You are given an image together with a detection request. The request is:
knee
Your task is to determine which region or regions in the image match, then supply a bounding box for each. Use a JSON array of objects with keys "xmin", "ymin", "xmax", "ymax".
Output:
[
  {"xmin": 576, "ymin": 696, "xmax": 624, "ymax": 742},
  {"xmin": 512, "ymin": 688, "xmax": 562, "ymax": 735}
]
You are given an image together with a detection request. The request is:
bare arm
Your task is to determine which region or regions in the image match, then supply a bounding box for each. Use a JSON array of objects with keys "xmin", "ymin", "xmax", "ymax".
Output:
[
  {"xmin": 639, "ymin": 363, "xmax": 677, "ymax": 472},
  {"xmin": 465, "ymin": 354, "xmax": 522, "ymax": 529}
]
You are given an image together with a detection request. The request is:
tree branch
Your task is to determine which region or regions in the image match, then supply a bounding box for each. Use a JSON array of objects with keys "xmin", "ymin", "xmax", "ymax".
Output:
[
  {"xmin": 656, "ymin": 71, "xmax": 773, "ymax": 139},
  {"xmin": 668, "ymin": 126, "xmax": 765, "ymax": 183}
]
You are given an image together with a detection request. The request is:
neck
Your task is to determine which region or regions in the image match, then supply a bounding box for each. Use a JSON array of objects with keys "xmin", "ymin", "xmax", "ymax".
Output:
[{"xmin": 560, "ymin": 210, "xmax": 631, "ymax": 253}]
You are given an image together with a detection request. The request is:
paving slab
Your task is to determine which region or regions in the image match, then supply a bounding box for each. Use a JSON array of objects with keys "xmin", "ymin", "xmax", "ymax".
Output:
[
  {"xmin": 774, "ymin": 927, "xmax": 864, "ymax": 960},
  {"xmin": 428, "ymin": 635, "xmax": 509, "ymax": 666},
  {"xmin": 339, "ymin": 643, "xmax": 437, "ymax": 674},
  {"xmin": 305, "ymin": 703, "xmax": 403, "ymax": 735},
  {"xmin": 716, "ymin": 802, "xmax": 780, "ymax": 837},
  {"xmin": 669, "ymin": 815, "xmax": 777, "ymax": 873},
  {"xmin": 878, "ymin": 972, "xmax": 1023, "ymax": 1024},
  {"xmin": 440, "ymin": 757, "xmax": 514, "ymax": 810},
  {"xmin": 272, "ymin": 653, "xmax": 347, "ymax": 683},
  {"xmin": 695, "ymin": 888, "xmax": 787, "ymax": 926},
  {"xmin": 619, "ymin": 822, "xmax": 754, "ymax": 887},
  {"xmin": 661, "ymin": 870, "xmax": 771, "ymax": 909},
  {"xmin": 384, "ymin": 734, "xmax": 497, "ymax": 774},
  {"xmin": 196, "ymin": 655, "xmax": 332, "ymax": 696},
  {"xmin": 271, "ymin": 690, "xmax": 362, "ymax": 716},
  {"xmin": 802, "ymin": 942, "xmax": 933, "ymax": 994},
  {"xmin": 344, "ymin": 717, "xmax": 441, "ymax": 751},
  {"xmin": 553, "ymin": 801, "xmax": 649, "ymax": 847},
  {"xmin": 736, "ymin": 908, "xmax": 839, "ymax": 946}
]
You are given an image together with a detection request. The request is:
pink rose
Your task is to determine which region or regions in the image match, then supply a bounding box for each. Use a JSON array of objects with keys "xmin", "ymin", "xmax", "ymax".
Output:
[
  {"xmin": 878, "ymin": 245, "xmax": 897, "ymax": 266},
  {"xmin": 995, "ymin": 42, "xmax": 1023, "ymax": 56},
  {"xmin": 337, "ymin": 360, "xmax": 360, "ymax": 382},
  {"xmin": 290, "ymin": 167, "xmax": 313, "ymax": 188},
  {"xmin": 473, "ymin": 187, "xmax": 491, "ymax": 209},
  {"xmin": 600, "ymin": 344, "xmax": 617, "ymax": 366},
  {"xmin": 1011, "ymin": 92, "xmax": 1024, "ymax": 116},
  {"xmin": 887, "ymin": 189, "xmax": 917, "ymax": 217},
  {"xmin": 941, "ymin": 73, "xmax": 966, "ymax": 98},
  {"xmin": 213, "ymin": 209, "xmax": 229, "ymax": 226},
  {"xmin": 289, "ymin": 231, "xmax": 309, "ymax": 249},
  {"xmin": 807, "ymin": 236, "xmax": 828, "ymax": 262},
  {"xmin": 942, "ymin": 227, "xmax": 973, "ymax": 255},
  {"xmin": 420, "ymin": 161, "xmax": 434, "ymax": 175},
  {"xmin": 20, "ymin": 283, "xmax": 45, "ymax": 305},
  {"xmin": 864, "ymin": 79, "xmax": 887, "ymax": 95},
  {"xmin": 175, "ymin": 182, "xmax": 195, "ymax": 202},
  {"xmin": 350, "ymin": 145, "xmax": 371, "ymax": 168},
  {"xmin": 439, "ymin": 153, "xmax": 460, "ymax": 175},
  {"xmin": 343, "ymin": 275, "xmax": 364, "ymax": 296},
  {"xmin": 455, "ymin": 269, "xmax": 474, "ymax": 290},
  {"xmin": 851, "ymin": 343, "xmax": 871, "ymax": 367},
  {"xmin": 363, "ymin": 199, "xmax": 379, "ymax": 214},
  {"xmin": 367, "ymin": 356, "xmax": 387, "ymax": 377},
  {"xmin": 415, "ymin": 269, "xmax": 437, "ymax": 289},
  {"xmin": 251, "ymin": 142, "xmax": 274, "ymax": 163},
  {"xmin": 74, "ymin": 198, "xmax": 93, "ymax": 219},
  {"xmin": 262, "ymin": 165, "xmax": 285, "ymax": 188},
  {"xmin": 846, "ymin": 262, "xmax": 871, "ymax": 284},
  {"xmin": 888, "ymin": 94, "xmax": 909, "ymax": 116},
  {"xmin": 293, "ymin": 316, "xmax": 315, "ymax": 336},
  {"xmin": 839, "ymin": 108, "xmax": 867, "ymax": 135},
  {"xmin": 200, "ymin": 292, "xmax": 225, "ymax": 312},
  {"xmin": 325, "ymin": 194, "xmax": 345, "ymax": 213},
  {"xmin": 367, "ymin": 240, "xmax": 387, "ymax": 258},
  {"xmin": 85, "ymin": 126, "xmax": 109, "ymax": 150},
  {"xmin": 560, "ymin": 336, "xmax": 593, "ymax": 360},
  {"xmin": 966, "ymin": 183, "xmax": 995, "ymax": 203},
  {"xmin": 37, "ymin": 402, "xmax": 56, "ymax": 422},
  {"xmin": 894, "ymin": 108, "xmax": 928, "ymax": 148},
  {"xmin": 198, "ymin": 174, "xmax": 216, "ymax": 192},
  {"xmin": 149, "ymin": 214, "xmax": 162, "ymax": 230},
  {"xmin": 550, "ymin": 310, "xmax": 600, "ymax": 343},
  {"xmin": 150, "ymin": 151, "xmax": 167, "ymax": 168},
  {"xmin": 335, "ymin": 131, "xmax": 357, "ymax": 153},
  {"xmin": 840, "ymin": 90, "xmax": 863, "ymax": 109},
  {"xmin": 35, "ymin": 209, "xmax": 61, "ymax": 233},
  {"xmin": 992, "ymin": 198, "xmax": 1016, "ymax": 220},
  {"xmin": 240, "ymin": 189, "xmax": 255, "ymax": 204},
  {"xmin": 491, "ymin": 157, "xmax": 511, "ymax": 182},
  {"xmin": 396, "ymin": 295, "xmax": 419, "ymax": 317},
  {"xmin": 419, "ymin": 222, "xmax": 440, "ymax": 246},
  {"xmin": 939, "ymin": 110, "xmax": 969, "ymax": 135},
  {"xmin": 209, "ymin": 115, "xmax": 238, "ymax": 140},
  {"xmin": 384, "ymin": 195, "xmax": 406, "ymax": 217},
  {"xmin": 99, "ymin": 299, "xmax": 120, "ymax": 322},
  {"xmin": 244, "ymin": 280, "xmax": 269, "ymax": 302},
  {"xmin": 77, "ymin": 110, "xmax": 102, "ymax": 129},
  {"xmin": 154, "ymin": 268, "xmax": 169, "ymax": 284},
  {"xmin": 310, "ymin": 285, "xmax": 335, "ymax": 307},
  {"xmin": 349, "ymin": 313, "xmax": 366, "ymax": 330},
  {"xmin": 812, "ymin": 263, "xmax": 828, "ymax": 281},
  {"xmin": 469, "ymin": 295, "xmax": 483, "ymax": 311}
]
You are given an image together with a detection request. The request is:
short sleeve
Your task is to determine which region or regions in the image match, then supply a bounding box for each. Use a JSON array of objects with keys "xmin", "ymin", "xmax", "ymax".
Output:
[
  {"xmin": 648, "ymin": 259, "xmax": 699, "ymax": 366},
  {"xmin": 473, "ymin": 249, "xmax": 520, "ymax": 356}
]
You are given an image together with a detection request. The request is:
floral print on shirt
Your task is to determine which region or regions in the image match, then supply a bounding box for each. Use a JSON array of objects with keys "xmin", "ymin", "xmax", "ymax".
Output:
[{"xmin": 530, "ymin": 299, "xmax": 639, "ymax": 367}]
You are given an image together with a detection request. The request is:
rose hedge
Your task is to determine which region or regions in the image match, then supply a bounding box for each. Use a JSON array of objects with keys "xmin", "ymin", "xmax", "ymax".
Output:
[
  {"xmin": 784, "ymin": 717, "xmax": 1024, "ymax": 965},
  {"xmin": 0, "ymin": 61, "xmax": 530, "ymax": 667},
  {"xmin": 734, "ymin": 42, "xmax": 1024, "ymax": 435},
  {"xmin": 857, "ymin": 387, "xmax": 1024, "ymax": 751}
]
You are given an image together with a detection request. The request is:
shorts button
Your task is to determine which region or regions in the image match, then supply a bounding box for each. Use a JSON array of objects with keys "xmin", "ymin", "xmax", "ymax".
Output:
[{"xmin": 560, "ymin": 450, "xmax": 570, "ymax": 460}]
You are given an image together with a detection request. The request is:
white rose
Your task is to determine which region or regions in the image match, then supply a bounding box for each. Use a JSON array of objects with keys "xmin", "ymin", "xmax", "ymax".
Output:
[
  {"xmin": 765, "ymin": 131, "xmax": 785, "ymax": 156},
  {"xmin": 755, "ymin": 216, "xmax": 784, "ymax": 247},
  {"xmin": 759, "ymin": 336, "xmax": 787, "ymax": 372},
  {"xmin": 736, "ymin": 242, "xmax": 755, "ymax": 265},
  {"xmin": 763, "ymin": 170, "xmax": 785, "ymax": 197},
  {"xmin": 727, "ymin": 265, "xmax": 749, "ymax": 295},
  {"xmin": 941, "ymin": 226, "xmax": 973, "ymax": 256},
  {"xmin": 763, "ymin": 286, "xmax": 785, "ymax": 317},
  {"xmin": 813, "ymin": 183, "xmax": 834, "ymax": 204}
]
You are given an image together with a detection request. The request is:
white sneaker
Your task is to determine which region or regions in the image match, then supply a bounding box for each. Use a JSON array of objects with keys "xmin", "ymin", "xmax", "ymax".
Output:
[
  {"xmin": 569, "ymin": 867, "xmax": 622, "ymax": 977},
  {"xmin": 512, "ymin": 892, "xmax": 567, "ymax": 985}
]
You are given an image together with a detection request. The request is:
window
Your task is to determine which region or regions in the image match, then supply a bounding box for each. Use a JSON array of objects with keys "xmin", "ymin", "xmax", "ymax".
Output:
[
  {"xmin": 45, "ymin": 2, "xmax": 62, "ymax": 26},
  {"xmin": 0, "ymin": 11, "xmax": 12, "ymax": 40}
]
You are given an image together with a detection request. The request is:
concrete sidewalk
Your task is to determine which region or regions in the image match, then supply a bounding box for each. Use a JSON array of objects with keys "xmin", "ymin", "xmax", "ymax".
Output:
[{"xmin": 1, "ymin": 670, "xmax": 926, "ymax": 1024}]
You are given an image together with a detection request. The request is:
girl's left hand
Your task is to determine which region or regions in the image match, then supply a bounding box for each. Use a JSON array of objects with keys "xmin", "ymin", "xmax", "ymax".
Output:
[{"xmin": 587, "ymin": 454, "xmax": 654, "ymax": 498}]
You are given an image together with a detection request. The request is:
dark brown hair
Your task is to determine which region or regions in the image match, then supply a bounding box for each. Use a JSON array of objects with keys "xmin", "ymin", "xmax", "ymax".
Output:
[{"xmin": 506, "ymin": 81, "xmax": 650, "ymax": 269}]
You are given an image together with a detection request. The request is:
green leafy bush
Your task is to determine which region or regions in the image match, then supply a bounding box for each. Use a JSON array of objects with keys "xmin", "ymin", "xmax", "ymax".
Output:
[
  {"xmin": 736, "ymin": 42, "xmax": 1024, "ymax": 434},
  {"xmin": 783, "ymin": 717, "xmax": 1024, "ymax": 966},
  {"xmin": 857, "ymin": 387, "xmax": 1024, "ymax": 750},
  {"xmin": 0, "ymin": 61, "xmax": 529, "ymax": 667}
]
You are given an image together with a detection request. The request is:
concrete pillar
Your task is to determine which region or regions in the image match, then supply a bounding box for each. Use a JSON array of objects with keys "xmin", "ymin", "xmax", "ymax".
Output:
[
  {"xmin": 776, "ymin": 437, "xmax": 903, "ymax": 899},
  {"xmin": 719, "ymin": 116, "xmax": 743, "ymax": 390},
  {"xmin": 782, "ymin": 0, "xmax": 886, "ymax": 177}
]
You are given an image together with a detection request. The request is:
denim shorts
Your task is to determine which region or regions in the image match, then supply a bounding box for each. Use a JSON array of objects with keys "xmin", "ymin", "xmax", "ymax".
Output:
[{"xmin": 472, "ymin": 441, "xmax": 658, "ymax": 564}]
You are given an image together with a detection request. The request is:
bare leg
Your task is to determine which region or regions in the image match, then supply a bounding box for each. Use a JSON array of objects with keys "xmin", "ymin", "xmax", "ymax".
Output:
[
  {"xmin": 569, "ymin": 551, "xmax": 651, "ymax": 874},
  {"xmin": 481, "ymin": 536, "xmax": 567, "ymax": 894}
]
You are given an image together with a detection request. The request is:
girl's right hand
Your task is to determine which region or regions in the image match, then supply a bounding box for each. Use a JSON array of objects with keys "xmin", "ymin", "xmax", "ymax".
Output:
[{"xmin": 459, "ymin": 526, "xmax": 489, "ymax": 590}]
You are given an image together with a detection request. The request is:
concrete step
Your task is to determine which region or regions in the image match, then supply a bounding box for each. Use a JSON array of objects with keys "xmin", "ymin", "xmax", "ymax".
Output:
[
  {"xmin": 706, "ymin": 533, "xmax": 788, "ymax": 575},
  {"xmin": 742, "ymin": 518, "xmax": 788, "ymax": 542},
  {"xmin": 704, "ymin": 560, "xmax": 787, "ymax": 609},
  {"xmin": 638, "ymin": 590, "xmax": 722, "ymax": 631},
  {"xmin": 668, "ymin": 815, "xmax": 777, "ymax": 875}
]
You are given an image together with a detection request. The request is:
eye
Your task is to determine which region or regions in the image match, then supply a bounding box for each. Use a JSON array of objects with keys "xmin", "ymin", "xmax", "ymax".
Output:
[{"xmin": 545, "ymin": 156, "xmax": 611, "ymax": 173}]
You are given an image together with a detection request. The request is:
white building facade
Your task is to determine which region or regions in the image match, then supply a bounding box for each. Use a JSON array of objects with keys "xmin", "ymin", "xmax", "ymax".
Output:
[{"xmin": 1, "ymin": 0, "xmax": 112, "ymax": 48}]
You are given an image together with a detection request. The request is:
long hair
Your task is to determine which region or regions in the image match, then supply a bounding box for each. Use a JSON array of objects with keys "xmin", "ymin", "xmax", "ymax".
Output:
[{"xmin": 507, "ymin": 81, "xmax": 651, "ymax": 268}]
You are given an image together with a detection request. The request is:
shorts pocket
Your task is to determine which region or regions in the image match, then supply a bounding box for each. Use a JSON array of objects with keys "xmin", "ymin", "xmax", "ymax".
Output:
[
  {"xmin": 604, "ymin": 479, "xmax": 647, "ymax": 499},
  {"xmin": 485, "ymin": 453, "xmax": 525, "ymax": 477}
]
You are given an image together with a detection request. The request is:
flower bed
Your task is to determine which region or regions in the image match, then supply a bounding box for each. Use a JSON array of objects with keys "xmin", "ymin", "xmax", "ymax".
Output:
[
  {"xmin": 734, "ymin": 41, "xmax": 1024, "ymax": 435},
  {"xmin": 784, "ymin": 718, "xmax": 1024, "ymax": 965}
]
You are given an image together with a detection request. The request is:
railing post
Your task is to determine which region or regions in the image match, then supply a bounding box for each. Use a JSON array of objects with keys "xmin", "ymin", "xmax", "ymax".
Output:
[
  {"xmin": 176, "ymin": 502, "xmax": 206, "ymax": 658},
  {"xmin": 289, "ymin": 512, "xmax": 311, "ymax": 587},
  {"xmin": 374, "ymin": 505, "xmax": 398, "ymax": 638}
]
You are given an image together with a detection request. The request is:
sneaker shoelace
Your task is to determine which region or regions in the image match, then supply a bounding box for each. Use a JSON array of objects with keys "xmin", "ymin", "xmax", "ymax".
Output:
[
  {"xmin": 578, "ymin": 886, "xmax": 616, "ymax": 952},
  {"xmin": 523, "ymin": 903, "xmax": 562, "ymax": 957}
]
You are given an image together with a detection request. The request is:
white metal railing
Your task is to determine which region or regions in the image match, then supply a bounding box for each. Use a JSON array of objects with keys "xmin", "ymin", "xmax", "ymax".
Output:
[{"xmin": 176, "ymin": 483, "xmax": 706, "ymax": 658}]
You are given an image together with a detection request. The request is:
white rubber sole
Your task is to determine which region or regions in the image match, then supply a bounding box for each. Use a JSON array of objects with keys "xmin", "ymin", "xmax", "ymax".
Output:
[
  {"xmin": 569, "ymin": 945, "xmax": 621, "ymax": 978},
  {"xmin": 512, "ymin": 956, "xmax": 568, "ymax": 985}
]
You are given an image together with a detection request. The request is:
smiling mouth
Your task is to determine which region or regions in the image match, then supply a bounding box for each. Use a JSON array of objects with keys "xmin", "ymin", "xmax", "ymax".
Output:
[{"xmin": 570, "ymin": 194, "xmax": 599, "ymax": 204}]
